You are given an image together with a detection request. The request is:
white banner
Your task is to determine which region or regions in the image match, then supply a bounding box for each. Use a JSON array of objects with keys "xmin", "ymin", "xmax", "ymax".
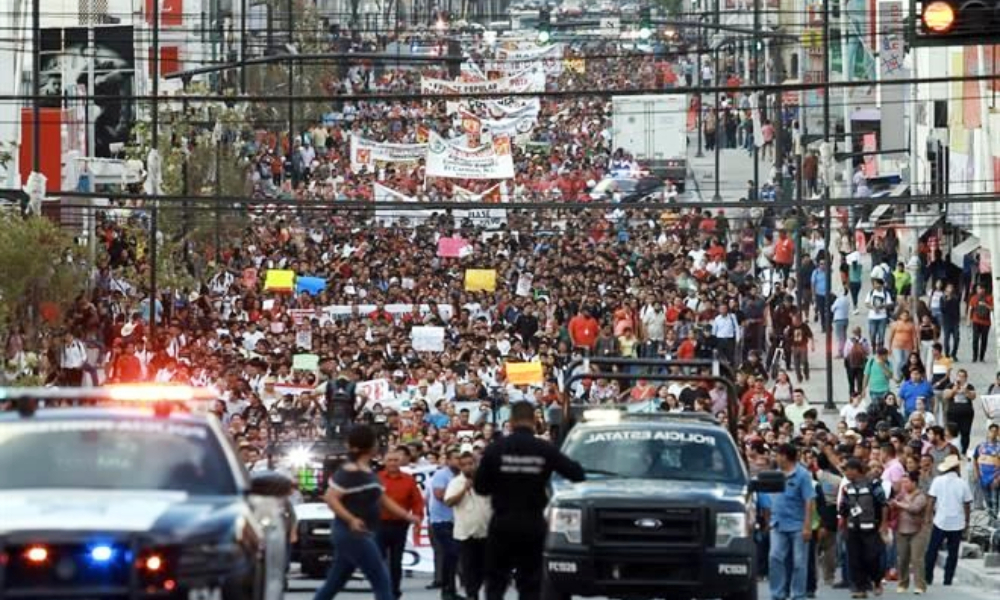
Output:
[
  {"xmin": 374, "ymin": 184, "xmax": 508, "ymax": 229},
  {"xmin": 373, "ymin": 183, "xmax": 437, "ymax": 224},
  {"xmin": 426, "ymin": 131, "xmax": 515, "ymax": 180},
  {"xmin": 421, "ymin": 65, "xmax": 545, "ymax": 95},
  {"xmin": 350, "ymin": 136, "xmax": 426, "ymax": 172},
  {"xmin": 318, "ymin": 302, "xmax": 455, "ymax": 322},
  {"xmin": 487, "ymin": 43, "xmax": 564, "ymax": 75},
  {"xmin": 447, "ymin": 97, "xmax": 541, "ymax": 120},
  {"xmin": 402, "ymin": 464, "xmax": 439, "ymax": 573}
]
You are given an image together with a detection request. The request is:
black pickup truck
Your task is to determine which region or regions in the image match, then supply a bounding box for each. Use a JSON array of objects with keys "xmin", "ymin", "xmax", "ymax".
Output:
[{"xmin": 543, "ymin": 410, "xmax": 784, "ymax": 600}]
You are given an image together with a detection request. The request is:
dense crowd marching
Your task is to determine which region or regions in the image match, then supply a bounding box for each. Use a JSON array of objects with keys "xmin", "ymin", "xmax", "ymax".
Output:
[{"xmin": 2, "ymin": 33, "xmax": 1000, "ymax": 600}]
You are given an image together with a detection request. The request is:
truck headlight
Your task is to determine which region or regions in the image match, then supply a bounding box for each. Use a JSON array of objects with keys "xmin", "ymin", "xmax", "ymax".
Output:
[
  {"xmin": 715, "ymin": 512, "xmax": 748, "ymax": 546},
  {"xmin": 548, "ymin": 507, "xmax": 582, "ymax": 544}
]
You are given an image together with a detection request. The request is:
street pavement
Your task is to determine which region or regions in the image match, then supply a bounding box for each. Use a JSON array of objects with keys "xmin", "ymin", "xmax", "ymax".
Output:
[{"xmin": 283, "ymin": 570, "xmax": 997, "ymax": 600}]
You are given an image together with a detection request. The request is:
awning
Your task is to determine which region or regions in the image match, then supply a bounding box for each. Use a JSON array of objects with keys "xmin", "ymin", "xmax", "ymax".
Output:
[
  {"xmin": 851, "ymin": 108, "xmax": 881, "ymax": 121},
  {"xmin": 950, "ymin": 236, "xmax": 981, "ymax": 267}
]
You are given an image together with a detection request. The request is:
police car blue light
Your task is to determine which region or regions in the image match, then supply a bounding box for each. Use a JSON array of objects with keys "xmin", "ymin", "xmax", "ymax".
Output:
[{"xmin": 90, "ymin": 544, "xmax": 114, "ymax": 562}]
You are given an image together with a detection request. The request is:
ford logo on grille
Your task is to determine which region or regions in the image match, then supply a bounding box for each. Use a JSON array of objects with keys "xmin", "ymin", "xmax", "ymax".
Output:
[{"xmin": 634, "ymin": 518, "xmax": 662, "ymax": 530}]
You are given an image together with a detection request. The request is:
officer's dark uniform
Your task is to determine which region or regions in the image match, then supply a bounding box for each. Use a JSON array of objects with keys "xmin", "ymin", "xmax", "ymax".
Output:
[{"xmin": 473, "ymin": 425, "xmax": 585, "ymax": 600}]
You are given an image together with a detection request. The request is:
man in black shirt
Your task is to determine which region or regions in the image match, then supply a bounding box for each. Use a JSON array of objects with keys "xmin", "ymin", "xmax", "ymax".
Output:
[{"xmin": 474, "ymin": 402, "xmax": 585, "ymax": 600}]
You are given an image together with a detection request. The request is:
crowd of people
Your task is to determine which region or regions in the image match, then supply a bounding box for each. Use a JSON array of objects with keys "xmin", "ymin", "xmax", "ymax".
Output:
[{"xmin": 2, "ymin": 32, "xmax": 1000, "ymax": 600}]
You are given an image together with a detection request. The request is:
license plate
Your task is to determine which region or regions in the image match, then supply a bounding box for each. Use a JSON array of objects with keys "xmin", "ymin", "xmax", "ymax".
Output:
[
  {"xmin": 313, "ymin": 528, "xmax": 331, "ymax": 536},
  {"xmin": 189, "ymin": 587, "xmax": 222, "ymax": 600}
]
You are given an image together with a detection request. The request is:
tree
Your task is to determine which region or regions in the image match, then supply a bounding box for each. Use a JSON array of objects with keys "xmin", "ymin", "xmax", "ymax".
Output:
[
  {"xmin": 0, "ymin": 214, "xmax": 87, "ymax": 342},
  {"xmin": 657, "ymin": 0, "xmax": 685, "ymax": 16}
]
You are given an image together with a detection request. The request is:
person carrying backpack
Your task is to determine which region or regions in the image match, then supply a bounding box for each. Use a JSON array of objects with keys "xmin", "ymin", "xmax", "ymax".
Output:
[
  {"xmin": 967, "ymin": 283, "xmax": 993, "ymax": 363},
  {"xmin": 844, "ymin": 327, "xmax": 872, "ymax": 397},
  {"xmin": 839, "ymin": 458, "xmax": 890, "ymax": 598}
]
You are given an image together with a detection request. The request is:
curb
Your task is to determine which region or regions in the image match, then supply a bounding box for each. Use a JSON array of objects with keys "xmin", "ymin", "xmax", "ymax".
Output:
[{"xmin": 937, "ymin": 549, "xmax": 1000, "ymax": 588}]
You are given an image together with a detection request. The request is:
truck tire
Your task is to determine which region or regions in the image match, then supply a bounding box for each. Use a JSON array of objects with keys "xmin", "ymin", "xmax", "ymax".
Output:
[
  {"xmin": 723, "ymin": 584, "xmax": 758, "ymax": 600},
  {"xmin": 541, "ymin": 575, "xmax": 571, "ymax": 600}
]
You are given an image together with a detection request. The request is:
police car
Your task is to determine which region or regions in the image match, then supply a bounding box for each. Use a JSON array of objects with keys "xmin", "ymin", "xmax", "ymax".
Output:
[
  {"xmin": 0, "ymin": 385, "xmax": 293, "ymax": 600},
  {"xmin": 543, "ymin": 410, "xmax": 785, "ymax": 600}
]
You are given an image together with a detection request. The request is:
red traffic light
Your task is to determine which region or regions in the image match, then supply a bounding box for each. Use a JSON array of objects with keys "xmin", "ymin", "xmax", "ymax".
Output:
[{"xmin": 923, "ymin": 1, "xmax": 956, "ymax": 32}]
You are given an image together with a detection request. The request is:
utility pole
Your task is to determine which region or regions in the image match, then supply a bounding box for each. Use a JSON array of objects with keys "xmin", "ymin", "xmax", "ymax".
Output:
[
  {"xmin": 150, "ymin": 0, "xmax": 161, "ymax": 343},
  {"xmin": 822, "ymin": 0, "xmax": 835, "ymax": 411},
  {"xmin": 31, "ymin": 0, "xmax": 40, "ymax": 175},
  {"xmin": 287, "ymin": 0, "xmax": 295, "ymax": 160},
  {"xmin": 240, "ymin": 0, "xmax": 248, "ymax": 93},
  {"xmin": 751, "ymin": 0, "xmax": 759, "ymax": 201}
]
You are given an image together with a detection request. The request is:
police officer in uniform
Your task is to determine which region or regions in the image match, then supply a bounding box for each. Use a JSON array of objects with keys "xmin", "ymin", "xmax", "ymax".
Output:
[
  {"xmin": 838, "ymin": 458, "xmax": 889, "ymax": 597},
  {"xmin": 473, "ymin": 401, "xmax": 586, "ymax": 600}
]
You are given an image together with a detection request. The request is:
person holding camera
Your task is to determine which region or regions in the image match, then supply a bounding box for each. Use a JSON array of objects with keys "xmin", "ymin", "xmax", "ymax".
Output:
[{"xmin": 313, "ymin": 426, "xmax": 421, "ymax": 600}]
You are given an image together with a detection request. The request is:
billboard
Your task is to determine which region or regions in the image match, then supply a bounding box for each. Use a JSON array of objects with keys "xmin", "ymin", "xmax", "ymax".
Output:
[{"xmin": 39, "ymin": 26, "xmax": 136, "ymax": 158}]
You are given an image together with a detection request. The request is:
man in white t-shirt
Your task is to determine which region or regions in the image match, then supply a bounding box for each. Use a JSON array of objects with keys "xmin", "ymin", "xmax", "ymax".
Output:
[
  {"xmin": 923, "ymin": 455, "xmax": 973, "ymax": 586},
  {"xmin": 866, "ymin": 279, "xmax": 891, "ymax": 349}
]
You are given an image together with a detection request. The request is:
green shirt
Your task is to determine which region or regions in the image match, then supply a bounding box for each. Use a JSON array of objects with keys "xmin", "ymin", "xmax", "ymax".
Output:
[{"xmin": 864, "ymin": 357, "xmax": 893, "ymax": 393}]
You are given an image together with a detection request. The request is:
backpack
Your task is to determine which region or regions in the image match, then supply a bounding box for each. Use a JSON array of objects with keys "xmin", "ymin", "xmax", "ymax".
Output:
[{"xmin": 847, "ymin": 339, "xmax": 868, "ymax": 368}]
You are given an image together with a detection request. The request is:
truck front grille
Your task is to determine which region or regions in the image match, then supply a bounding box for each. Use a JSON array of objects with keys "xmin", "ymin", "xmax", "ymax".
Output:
[{"xmin": 593, "ymin": 506, "xmax": 704, "ymax": 546}]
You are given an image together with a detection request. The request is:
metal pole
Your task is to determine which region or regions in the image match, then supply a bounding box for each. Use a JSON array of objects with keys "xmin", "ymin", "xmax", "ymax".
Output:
[
  {"xmin": 150, "ymin": 0, "xmax": 160, "ymax": 343},
  {"xmin": 240, "ymin": 0, "xmax": 248, "ymax": 93},
  {"xmin": 713, "ymin": 46, "xmax": 722, "ymax": 201},
  {"xmin": 31, "ymin": 0, "xmax": 40, "ymax": 174},
  {"xmin": 822, "ymin": 0, "xmax": 834, "ymax": 411},
  {"xmin": 215, "ymin": 136, "xmax": 222, "ymax": 263},
  {"xmin": 696, "ymin": 35, "xmax": 704, "ymax": 158},
  {"xmin": 752, "ymin": 0, "xmax": 759, "ymax": 200},
  {"xmin": 288, "ymin": 0, "xmax": 295, "ymax": 159}
]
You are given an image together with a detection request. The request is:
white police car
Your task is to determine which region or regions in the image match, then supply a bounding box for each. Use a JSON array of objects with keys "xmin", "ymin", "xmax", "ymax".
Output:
[{"xmin": 0, "ymin": 385, "xmax": 292, "ymax": 600}]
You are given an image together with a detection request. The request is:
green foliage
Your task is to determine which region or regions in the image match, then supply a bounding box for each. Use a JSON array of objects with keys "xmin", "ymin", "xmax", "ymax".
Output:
[
  {"xmin": 0, "ymin": 214, "xmax": 86, "ymax": 337},
  {"xmin": 656, "ymin": 0, "xmax": 685, "ymax": 16}
]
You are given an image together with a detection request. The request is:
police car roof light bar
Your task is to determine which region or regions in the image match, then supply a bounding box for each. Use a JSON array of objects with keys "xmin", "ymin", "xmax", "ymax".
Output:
[{"xmin": 0, "ymin": 385, "xmax": 218, "ymax": 417}]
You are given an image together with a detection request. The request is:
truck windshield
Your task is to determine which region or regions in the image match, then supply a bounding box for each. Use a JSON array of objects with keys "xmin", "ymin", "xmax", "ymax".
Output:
[
  {"xmin": 0, "ymin": 419, "xmax": 238, "ymax": 495},
  {"xmin": 563, "ymin": 427, "xmax": 745, "ymax": 484}
]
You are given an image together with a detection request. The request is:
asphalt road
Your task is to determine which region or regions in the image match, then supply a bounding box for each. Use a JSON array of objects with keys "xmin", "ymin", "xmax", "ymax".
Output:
[{"xmin": 283, "ymin": 569, "xmax": 995, "ymax": 600}]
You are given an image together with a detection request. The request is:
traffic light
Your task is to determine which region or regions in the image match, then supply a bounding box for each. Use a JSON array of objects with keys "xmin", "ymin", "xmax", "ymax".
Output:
[
  {"xmin": 911, "ymin": 0, "xmax": 1000, "ymax": 46},
  {"xmin": 639, "ymin": 7, "xmax": 652, "ymax": 40},
  {"xmin": 539, "ymin": 8, "xmax": 551, "ymax": 44}
]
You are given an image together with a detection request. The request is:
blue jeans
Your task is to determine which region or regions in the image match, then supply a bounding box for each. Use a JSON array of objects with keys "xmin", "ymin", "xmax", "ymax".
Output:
[
  {"xmin": 834, "ymin": 319, "xmax": 849, "ymax": 356},
  {"xmin": 869, "ymin": 319, "xmax": 888, "ymax": 350},
  {"xmin": 432, "ymin": 521, "xmax": 461, "ymax": 595},
  {"xmin": 314, "ymin": 520, "xmax": 394, "ymax": 600},
  {"xmin": 769, "ymin": 529, "xmax": 808, "ymax": 600},
  {"xmin": 924, "ymin": 526, "xmax": 962, "ymax": 585}
]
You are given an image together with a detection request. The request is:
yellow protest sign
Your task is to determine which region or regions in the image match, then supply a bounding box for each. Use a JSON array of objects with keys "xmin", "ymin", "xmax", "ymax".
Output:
[
  {"xmin": 506, "ymin": 361, "xmax": 545, "ymax": 386},
  {"xmin": 465, "ymin": 269, "xmax": 497, "ymax": 292},
  {"xmin": 264, "ymin": 269, "xmax": 295, "ymax": 292}
]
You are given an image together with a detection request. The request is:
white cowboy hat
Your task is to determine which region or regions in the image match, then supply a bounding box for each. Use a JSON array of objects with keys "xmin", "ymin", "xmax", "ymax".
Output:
[
  {"xmin": 937, "ymin": 454, "xmax": 962, "ymax": 473},
  {"xmin": 120, "ymin": 322, "xmax": 136, "ymax": 337}
]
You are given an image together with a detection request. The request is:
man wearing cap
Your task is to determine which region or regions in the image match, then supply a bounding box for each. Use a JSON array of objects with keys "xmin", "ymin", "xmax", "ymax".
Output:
[
  {"xmin": 923, "ymin": 453, "xmax": 972, "ymax": 586},
  {"xmin": 972, "ymin": 423, "xmax": 1000, "ymax": 520}
]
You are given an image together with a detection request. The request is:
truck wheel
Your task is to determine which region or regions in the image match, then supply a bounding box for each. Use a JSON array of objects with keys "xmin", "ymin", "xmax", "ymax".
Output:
[
  {"xmin": 723, "ymin": 584, "xmax": 758, "ymax": 600},
  {"xmin": 541, "ymin": 576, "xmax": 571, "ymax": 600}
]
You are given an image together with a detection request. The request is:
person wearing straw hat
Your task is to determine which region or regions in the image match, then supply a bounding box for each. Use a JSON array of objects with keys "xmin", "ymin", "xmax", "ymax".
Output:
[{"xmin": 922, "ymin": 453, "xmax": 973, "ymax": 587}]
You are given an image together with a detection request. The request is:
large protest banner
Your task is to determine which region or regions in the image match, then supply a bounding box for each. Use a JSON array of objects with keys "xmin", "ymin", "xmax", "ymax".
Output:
[
  {"xmin": 425, "ymin": 131, "xmax": 514, "ymax": 180},
  {"xmin": 487, "ymin": 43, "xmax": 564, "ymax": 75},
  {"xmin": 421, "ymin": 65, "xmax": 545, "ymax": 95},
  {"xmin": 373, "ymin": 183, "xmax": 508, "ymax": 229},
  {"xmin": 350, "ymin": 135, "xmax": 426, "ymax": 173}
]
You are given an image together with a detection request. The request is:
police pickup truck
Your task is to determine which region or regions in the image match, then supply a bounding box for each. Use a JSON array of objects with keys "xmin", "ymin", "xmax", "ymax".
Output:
[{"xmin": 543, "ymin": 410, "xmax": 784, "ymax": 600}]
